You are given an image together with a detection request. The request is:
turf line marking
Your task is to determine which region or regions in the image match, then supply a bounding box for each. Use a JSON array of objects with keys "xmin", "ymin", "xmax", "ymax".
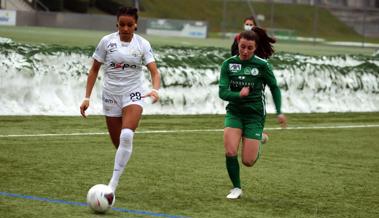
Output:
[
  {"xmin": 0, "ymin": 191, "xmax": 188, "ymax": 218},
  {"xmin": 0, "ymin": 124, "xmax": 378, "ymax": 138}
]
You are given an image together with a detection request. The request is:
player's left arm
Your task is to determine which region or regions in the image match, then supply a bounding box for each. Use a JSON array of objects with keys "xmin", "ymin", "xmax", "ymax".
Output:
[
  {"xmin": 141, "ymin": 40, "xmax": 160, "ymax": 103},
  {"xmin": 145, "ymin": 62, "xmax": 161, "ymax": 103},
  {"xmin": 263, "ymin": 62, "xmax": 287, "ymax": 128}
]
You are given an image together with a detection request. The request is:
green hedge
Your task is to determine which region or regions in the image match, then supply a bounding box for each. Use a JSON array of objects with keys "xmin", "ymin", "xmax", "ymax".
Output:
[
  {"xmin": 40, "ymin": 0, "xmax": 64, "ymax": 11},
  {"xmin": 64, "ymin": 0, "xmax": 90, "ymax": 13}
]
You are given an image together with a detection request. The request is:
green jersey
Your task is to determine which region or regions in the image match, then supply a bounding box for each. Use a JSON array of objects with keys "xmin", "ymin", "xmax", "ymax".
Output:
[{"xmin": 219, "ymin": 55, "xmax": 282, "ymax": 116}]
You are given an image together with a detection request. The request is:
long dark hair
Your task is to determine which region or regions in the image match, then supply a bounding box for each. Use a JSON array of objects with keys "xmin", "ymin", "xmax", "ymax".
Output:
[
  {"xmin": 116, "ymin": 6, "xmax": 138, "ymax": 22},
  {"xmin": 239, "ymin": 27, "xmax": 276, "ymax": 59}
]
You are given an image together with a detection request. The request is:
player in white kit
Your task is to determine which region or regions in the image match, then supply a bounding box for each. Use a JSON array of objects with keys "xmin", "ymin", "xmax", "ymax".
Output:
[{"xmin": 80, "ymin": 7, "xmax": 160, "ymax": 194}]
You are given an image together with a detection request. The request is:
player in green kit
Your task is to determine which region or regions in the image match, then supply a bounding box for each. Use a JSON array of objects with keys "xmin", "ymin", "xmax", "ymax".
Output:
[{"xmin": 219, "ymin": 28, "xmax": 287, "ymax": 199}]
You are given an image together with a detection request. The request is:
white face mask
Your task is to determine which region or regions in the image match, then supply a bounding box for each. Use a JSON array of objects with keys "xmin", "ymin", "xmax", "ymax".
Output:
[{"xmin": 244, "ymin": 24, "xmax": 253, "ymax": 31}]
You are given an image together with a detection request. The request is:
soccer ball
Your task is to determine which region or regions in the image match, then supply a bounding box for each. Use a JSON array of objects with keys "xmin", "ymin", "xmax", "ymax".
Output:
[{"xmin": 86, "ymin": 184, "xmax": 115, "ymax": 213}]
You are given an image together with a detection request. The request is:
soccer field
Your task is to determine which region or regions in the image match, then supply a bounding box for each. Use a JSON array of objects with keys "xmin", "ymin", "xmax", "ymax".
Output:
[
  {"xmin": 1, "ymin": 113, "xmax": 378, "ymax": 218},
  {"xmin": 1, "ymin": 21, "xmax": 378, "ymax": 218}
]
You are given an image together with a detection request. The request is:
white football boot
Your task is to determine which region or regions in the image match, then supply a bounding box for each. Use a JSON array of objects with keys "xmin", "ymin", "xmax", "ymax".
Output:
[{"xmin": 226, "ymin": 188, "xmax": 242, "ymax": 199}]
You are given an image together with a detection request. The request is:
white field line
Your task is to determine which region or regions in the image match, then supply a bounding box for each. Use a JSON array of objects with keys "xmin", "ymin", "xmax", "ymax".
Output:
[{"xmin": 0, "ymin": 124, "xmax": 379, "ymax": 138}]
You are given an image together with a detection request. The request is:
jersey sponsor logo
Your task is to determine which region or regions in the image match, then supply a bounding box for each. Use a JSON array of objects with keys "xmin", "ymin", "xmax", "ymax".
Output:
[
  {"xmin": 230, "ymin": 79, "xmax": 254, "ymax": 87},
  {"xmin": 103, "ymin": 97, "xmax": 116, "ymax": 104},
  {"xmin": 107, "ymin": 42, "xmax": 118, "ymax": 52},
  {"xmin": 107, "ymin": 42, "xmax": 117, "ymax": 49},
  {"xmin": 243, "ymin": 67, "xmax": 259, "ymax": 76},
  {"xmin": 250, "ymin": 68, "xmax": 259, "ymax": 76},
  {"xmin": 229, "ymin": 64, "xmax": 241, "ymax": 73},
  {"xmin": 110, "ymin": 62, "xmax": 137, "ymax": 69},
  {"xmin": 130, "ymin": 49, "xmax": 142, "ymax": 58}
]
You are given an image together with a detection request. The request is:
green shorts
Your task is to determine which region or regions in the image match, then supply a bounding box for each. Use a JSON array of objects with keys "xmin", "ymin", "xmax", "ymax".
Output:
[{"xmin": 224, "ymin": 111, "xmax": 265, "ymax": 140}]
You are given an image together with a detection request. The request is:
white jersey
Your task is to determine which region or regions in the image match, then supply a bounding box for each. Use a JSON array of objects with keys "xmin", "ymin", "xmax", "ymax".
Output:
[{"xmin": 93, "ymin": 32, "xmax": 155, "ymax": 95}]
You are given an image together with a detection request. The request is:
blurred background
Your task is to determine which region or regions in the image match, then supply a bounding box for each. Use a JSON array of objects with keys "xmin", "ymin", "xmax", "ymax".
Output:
[{"xmin": 1, "ymin": 0, "xmax": 378, "ymax": 45}]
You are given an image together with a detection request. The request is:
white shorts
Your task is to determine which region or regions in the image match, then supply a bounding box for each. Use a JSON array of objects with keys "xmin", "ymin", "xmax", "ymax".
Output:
[{"xmin": 102, "ymin": 89, "xmax": 145, "ymax": 117}]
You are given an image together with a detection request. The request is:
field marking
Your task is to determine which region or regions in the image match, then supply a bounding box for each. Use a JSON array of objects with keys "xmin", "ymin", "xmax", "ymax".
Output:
[
  {"xmin": 0, "ymin": 124, "xmax": 379, "ymax": 138},
  {"xmin": 0, "ymin": 191, "xmax": 188, "ymax": 218}
]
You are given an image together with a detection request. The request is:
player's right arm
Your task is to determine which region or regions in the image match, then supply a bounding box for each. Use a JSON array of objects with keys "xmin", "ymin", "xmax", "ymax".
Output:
[
  {"xmin": 80, "ymin": 59, "xmax": 102, "ymax": 118},
  {"xmin": 80, "ymin": 36, "xmax": 107, "ymax": 118}
]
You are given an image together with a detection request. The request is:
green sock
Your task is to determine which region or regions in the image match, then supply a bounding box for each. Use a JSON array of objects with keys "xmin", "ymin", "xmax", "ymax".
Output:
[{"xmin": 226, "ymin": 155, "xmax": 241, "ymax": 188}]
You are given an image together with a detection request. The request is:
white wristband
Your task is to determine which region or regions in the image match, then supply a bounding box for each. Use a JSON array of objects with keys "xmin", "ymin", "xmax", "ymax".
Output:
[
  {"xmin": 151, "ymin": 89, "xmax": 159, "ymax": 94},
  {"xmin": 83, "ymin": 97, "xmax": 90, "ymax": 101}
]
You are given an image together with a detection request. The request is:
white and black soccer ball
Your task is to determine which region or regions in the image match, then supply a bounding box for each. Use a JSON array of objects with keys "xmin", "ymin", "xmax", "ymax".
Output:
[{"xmin": 86, "ymin": 184, "xmax": 115, "ymax": 213}]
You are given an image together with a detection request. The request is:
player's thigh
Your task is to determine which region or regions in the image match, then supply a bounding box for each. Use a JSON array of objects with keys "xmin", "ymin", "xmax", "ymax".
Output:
[
  {"xmin": 119, "ymin": 88, "xmax": 145, "ymax": 130},
  {"xmin": 121, "ymin": 104, "xmax": 143, "ymax": 130},
  {"xmin": 224, "ymin": 128, "xmax": 243, "ymax": 156},
  {"xmin": 224, "ymin": 112, "xmax": 243, "ymax": 156},
  {"xmin": 102, "ymin": 91, "xmax": 123, "ymax": 147}
]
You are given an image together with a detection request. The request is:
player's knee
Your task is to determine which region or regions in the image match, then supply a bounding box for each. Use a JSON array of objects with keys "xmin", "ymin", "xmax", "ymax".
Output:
[
  {"xmin": 119, "ymin": 128, "xmax": 134, "ymax": 150},
  {"xmin": 225, "ymin": 150, "xmax": 238, "ymax": 157},
  {"xmin": 242, "ymin": 158, "xmax": 256, "ymax": 167},
  {"xmin": 120, "ymin": 128, "xmax": 133, "ymax": 140}
]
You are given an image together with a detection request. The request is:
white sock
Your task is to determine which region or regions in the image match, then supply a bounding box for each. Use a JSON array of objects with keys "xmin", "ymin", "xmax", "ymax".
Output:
[{"xmin": 108, "ymin": 128, "xmax": 134, "ymax": 192}]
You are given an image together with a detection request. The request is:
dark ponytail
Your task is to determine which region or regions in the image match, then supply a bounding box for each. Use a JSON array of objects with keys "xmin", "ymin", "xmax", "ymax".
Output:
[{"xmin": 239, "ymin": 27, "xmax": 276, "ymax": 59}]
